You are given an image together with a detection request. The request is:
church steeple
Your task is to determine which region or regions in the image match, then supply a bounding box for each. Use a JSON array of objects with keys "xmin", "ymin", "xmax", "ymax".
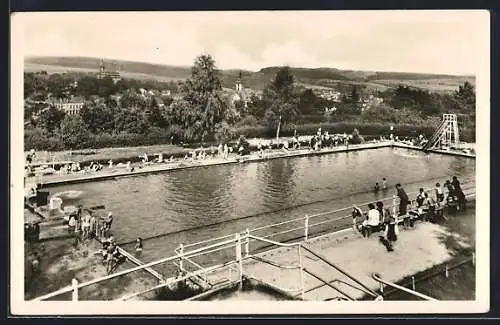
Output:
[
  {"xmin": 99, "ymin": 58, "xmax": 105, "ymax": 73},
  {"xmin": 235, "ymin": 71, "xmax": 243, "ymax": 92}
]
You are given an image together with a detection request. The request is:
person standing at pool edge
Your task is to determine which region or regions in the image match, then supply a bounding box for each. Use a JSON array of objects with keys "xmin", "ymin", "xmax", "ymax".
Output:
[
  {"xmin": 395, "ymin": 183, "xmax": 410, "ymax": 227},
  {"xmin": 382, "ymin": 178, "xmax": 387, "ymax": 190}
]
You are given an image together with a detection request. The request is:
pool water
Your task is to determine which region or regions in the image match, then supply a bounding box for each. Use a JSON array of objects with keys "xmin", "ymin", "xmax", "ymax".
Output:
[{"xmin": 48, "ymin": 147, "xmax": 475, "ymax": 273}]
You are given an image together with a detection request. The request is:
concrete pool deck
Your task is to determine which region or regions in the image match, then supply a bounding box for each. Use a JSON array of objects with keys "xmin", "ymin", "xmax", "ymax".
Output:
[
  {"xmin": 202, "ymin": 209, "xmax": 474, "ymax": 301},
  {"xmin": 28, "ymin": 141, "xmax": 475, "ymax": 188}
]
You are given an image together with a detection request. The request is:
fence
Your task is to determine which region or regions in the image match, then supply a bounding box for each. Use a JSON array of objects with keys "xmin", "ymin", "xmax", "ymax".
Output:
[
  {"xmin": 175, "ymin": 183, "xmax": 475, "ymax": 258},
  {"xmin": 31, "ymin": 184, "xmax": 476, "ymax": 301},
  {"xmin": 373, "ymin": 254, "xmax": 475, "ymax": 300}
]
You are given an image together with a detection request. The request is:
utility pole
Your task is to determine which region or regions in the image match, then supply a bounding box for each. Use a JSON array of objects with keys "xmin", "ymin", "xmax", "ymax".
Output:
[{"xmin": 276, "ymin": 115, "xmax": 282, "ymax": 142}]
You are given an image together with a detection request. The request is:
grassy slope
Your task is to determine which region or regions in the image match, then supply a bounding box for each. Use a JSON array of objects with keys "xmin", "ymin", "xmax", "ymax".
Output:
[{"xmin": 25, "ymin": 56, "xmax": 475, "ymax": 93}]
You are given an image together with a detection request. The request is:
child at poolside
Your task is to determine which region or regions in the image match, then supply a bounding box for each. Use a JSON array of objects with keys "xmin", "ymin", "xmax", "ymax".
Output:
[
  {"xmin": 383, "ymin": 216, "xmax": 398, "ymax": 252},
  {"xmin": 68, "ymin": 215, "xmax": 77, "ymax": 233},
  {"xmin": 135, "ymin": 238, "xmax": 143, "ymax": 257},
  {"xmin": 82, "ymin": 213, "xmax": 91, "ymax": 239}
]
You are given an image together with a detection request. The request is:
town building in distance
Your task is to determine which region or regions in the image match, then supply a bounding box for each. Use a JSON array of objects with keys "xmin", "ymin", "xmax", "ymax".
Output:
[
  {"xmin": 96, "ymin": 59, "xmax": 121, "ymax": 83},
  {"xmin": 50, "ymin": 96, "xmax": 85, "ymax": 116}
]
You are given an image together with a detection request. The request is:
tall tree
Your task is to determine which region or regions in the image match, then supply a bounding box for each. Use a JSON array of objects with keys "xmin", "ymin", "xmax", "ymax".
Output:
[
  {"xmin": 262, "ymin": 66, "xmax": 299, "ymax": 131},
  {"xmin": 59, "ymin": 115, "xmax": 90, "ymax": 149},
  {"xmin": 172, "ymin": 54, "xmax": 230, "ymax": 141},
  {"xmin": 298, "ymin": 88, "xmax": 321, "ymax": 115},
  {"xmin": 454, "ymin": 81, "xmax": 475, "ymax": 109},
  {"xmin": 38, "ymin": 107, "xmax": 66, "ymax": 135}
]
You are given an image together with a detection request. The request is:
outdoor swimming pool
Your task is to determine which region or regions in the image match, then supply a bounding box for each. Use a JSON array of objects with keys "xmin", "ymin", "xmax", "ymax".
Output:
[{"xmin": 48, "ymin": 147, "xmax": 475, "ymax": 272}]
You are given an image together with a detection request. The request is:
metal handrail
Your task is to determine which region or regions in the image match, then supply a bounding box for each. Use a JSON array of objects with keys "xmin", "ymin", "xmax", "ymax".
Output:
[
  {"xmin": 249, "ymin": 255, "xmax": 300, "ymax": 270},
  {"xmin": 118, "ymin": 260, "xmax": 239, "ymax": 301},
  {"xmin": 32, "ymin": 236, "xmax": 240, "ymax": 301},
  {"xmin": 175, "ymin": 183, "xmax": 475, "ymax": 252},
  {"xmin": 301, "ymin": 245, "xmax": 379, "ymax": 298},
  {"xmin": 294, "ymin": 278, "xmax": 377, "ymax": 299},
  {"xmin": 180, "ymin": 233, "xmax": 236, "ymax": 250},
  {"xmin": 33, "ymin": 184, "xmax": 476, "ymax": 301},
  {"xmin": 303, "ymin": 268, "xmax": 355, "ymax": 301},
  {"xmin": 260, "ymin": 226, "xmax": 304, "ymax": 240},
  {"xmin": 371, "ymin": 273, "xmax": 438, "ymax": 301},
  {"xmin": 247, "ymin": 234, "xmax": 301, "ymax": 248}
]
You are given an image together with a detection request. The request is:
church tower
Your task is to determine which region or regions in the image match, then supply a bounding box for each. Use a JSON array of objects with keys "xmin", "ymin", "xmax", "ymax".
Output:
[
  {"xmin": 235, "ymin": 71, "xmax": 243, "ymax": 92},
  {"xmin": 99, "ymin": 58, "xmax": 105, "ymax": 73}
]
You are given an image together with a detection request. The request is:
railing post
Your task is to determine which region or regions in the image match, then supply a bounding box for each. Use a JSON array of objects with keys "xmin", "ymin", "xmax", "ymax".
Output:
[
  {"xmin": 445, "ymin": 264, "xmax": 449, "ymax": 278},
  {"xmin": 472, "ymin": 253, "xmax": 475, "ymax": 265},
  {"xmin": 235, "ymin": 233, "xmax": 243, "ymax": 289},
  {"xmin": 411, "ymin": 276, "xmax": 416, "ymax": 291},
  {"xmin": 304, "ymin": 215, "xmax": 309, "ymax": 242},
  {"xmin": 298, "ymin": 245, "xmax": 305, "ymax": 300},
  {"xmin": 178, "ymin": 243, "xmax": 184, "ymax": 272},
  {"xmin": 379, "ymin": 282, "xmax": 384, "ymax": 293},
  {"xmin": 244, "ymin": 229, "xmax": 250, "ymax": 257},
  {"xmin": 71, "ymin": 278, "xmax": 79, "ymax": 301},
  {"xmin": 392, "ymin": 195, "xmax": 397, "ymax": 218}
]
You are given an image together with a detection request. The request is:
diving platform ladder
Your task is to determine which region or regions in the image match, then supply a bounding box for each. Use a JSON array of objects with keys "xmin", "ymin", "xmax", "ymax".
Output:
[{"xmin": 423, "ymin": 114, "xmax": 459, "ymax": 150}]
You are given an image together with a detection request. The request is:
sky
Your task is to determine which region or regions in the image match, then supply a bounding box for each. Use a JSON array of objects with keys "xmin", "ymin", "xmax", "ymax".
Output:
[{"xmin": 15, "ymin": 10, "xmax": 489, "ymax": 75}]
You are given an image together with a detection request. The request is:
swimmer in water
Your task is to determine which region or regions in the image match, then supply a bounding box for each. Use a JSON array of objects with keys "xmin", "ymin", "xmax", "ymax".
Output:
[
  {"xmin": 382, "ymin": 178, "xmax": 387, "ymax": 190},
  {"xmin": 374, "ymin": 182, "xmax": 380, "ymax": 192}
]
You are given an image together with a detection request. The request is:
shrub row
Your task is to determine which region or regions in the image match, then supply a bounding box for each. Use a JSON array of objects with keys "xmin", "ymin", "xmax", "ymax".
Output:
[{"xmin": 24, "ymin": 122, "xmax": 475, "ymax": 151}]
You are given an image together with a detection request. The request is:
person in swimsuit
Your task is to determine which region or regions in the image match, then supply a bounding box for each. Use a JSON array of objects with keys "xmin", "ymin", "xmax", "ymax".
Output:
[
  {"xmin": 82, "ymin": 213, "xmax": 91, "ymax": 239},
  {"xmin": 135, "ymin": 238, "xmax": 143, "ymax": 257},
  {"xmin": 68, "ymin": 215, "xmax": 77, "ymax": 233},
  {"xmin": 382, "ymin": 178, "xmax": 387, "ymax": 190},
  {"xmin": 352, "ymin": 206, "xmax": 363, "ymax": 232},
  {"xmin": 383, "ymin": 216, "xmax": 399, "ymax": 252},
  {"xmin": 416, "ymin": 188, "xmax": 425, "ymax": 208}
]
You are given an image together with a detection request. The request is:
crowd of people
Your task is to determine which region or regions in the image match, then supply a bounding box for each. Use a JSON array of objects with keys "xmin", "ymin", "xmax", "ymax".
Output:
[
  {"xmin": 353, "ymin": 176, "xmax": 468, "ymax": 252},
  {"xmin": 310, "ymin": 129, "xmax": 352, "ymax": 151},
  {"xmin": 67, "ymin": 208, "xmax": 114, "ymax": 241}
]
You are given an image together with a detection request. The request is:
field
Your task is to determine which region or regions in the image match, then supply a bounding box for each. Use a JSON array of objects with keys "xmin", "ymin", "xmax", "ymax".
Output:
[
  {"xmin": 24, "ymin": 56, "xmax": 475, "ymax": 94},
  {"xmin": 24, "ymin": 63, "xmax": 184, "ymax": 82}
]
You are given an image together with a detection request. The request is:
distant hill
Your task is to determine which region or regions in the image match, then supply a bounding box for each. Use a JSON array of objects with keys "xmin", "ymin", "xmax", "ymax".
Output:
[{"xmin": 24, "ymin": 56, "xmax": 475, "ymax": 93}]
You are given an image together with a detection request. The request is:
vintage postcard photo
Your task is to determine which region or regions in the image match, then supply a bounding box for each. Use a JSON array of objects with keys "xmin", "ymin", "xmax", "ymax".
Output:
[{"xmin": 10, "ymin": 10, "xmax": 490, "ymax": 315}]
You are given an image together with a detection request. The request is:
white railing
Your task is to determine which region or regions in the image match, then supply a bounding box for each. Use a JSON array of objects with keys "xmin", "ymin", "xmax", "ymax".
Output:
[
  {"xmin": 371, "ymin": 273, "xmax": 438, "ymax": 301},
  {"xmin": 32, "ymin": 235, "xmax": 241, "ymax": 301},
  {"xmin": 177, "ymin": 183, "xmax": 476, "ymax": 255},
  {"xmin": 32, "ymin": 184, "xmax": 475, "ymax": 302}
]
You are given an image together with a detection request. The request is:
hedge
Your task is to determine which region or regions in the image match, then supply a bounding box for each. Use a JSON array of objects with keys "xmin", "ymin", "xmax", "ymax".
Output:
[{"xmin": 24, "ymin": 122, "xmax": 475, "ymax": 151}]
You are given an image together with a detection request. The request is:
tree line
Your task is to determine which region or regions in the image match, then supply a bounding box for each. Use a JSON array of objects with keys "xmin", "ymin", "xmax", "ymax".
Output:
[{"xmin": 24, "ymin": 54, "xmax": 476, "ymax": 151}]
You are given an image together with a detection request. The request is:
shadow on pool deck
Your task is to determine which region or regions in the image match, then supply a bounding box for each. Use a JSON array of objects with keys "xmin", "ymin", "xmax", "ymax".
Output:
[
  {"xmin": 235, "ymin": 200, "xmax": 476, "ymax": 301},
  {"xmin": 383, "ymin": 200, "xmax": 476, "ymax": 301}
]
